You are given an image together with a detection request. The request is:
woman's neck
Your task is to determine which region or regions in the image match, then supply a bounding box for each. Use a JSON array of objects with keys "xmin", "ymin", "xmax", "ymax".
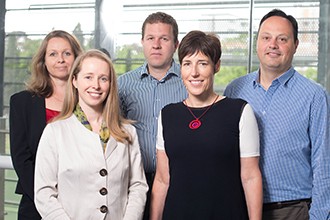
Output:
[
  {"xmin": 185, "ymin": 93, "xmax": 220, "ymax": 108},
  {"xmin": 45, "ymin": 80, "xmax": 67, "ymax": 111},
  {"xmin": 51, "ymin": 78, "xmax": 67, "ymax": 100},
  {"xmin": 79, "ymin": 103, "xmax": 104, "ymax": 133}
]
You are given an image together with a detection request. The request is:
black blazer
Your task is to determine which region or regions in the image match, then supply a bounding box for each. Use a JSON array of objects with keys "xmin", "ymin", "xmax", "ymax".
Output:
[{"xmin": 9, "ymin": 90, "xmax": 46, "ymax": 200}]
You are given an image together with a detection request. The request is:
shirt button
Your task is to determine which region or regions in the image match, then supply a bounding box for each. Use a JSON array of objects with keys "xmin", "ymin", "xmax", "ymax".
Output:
[
  {"xmin": 99, "ymin": 169, "xmax": 108, "ymax": 177},
  {"xmin": 100, "ymin": 205, "xmax": 108, "ymax": 213},
  {"xmin": 99, "ymin": 187, "xmax": 108, "ymax": 196}
]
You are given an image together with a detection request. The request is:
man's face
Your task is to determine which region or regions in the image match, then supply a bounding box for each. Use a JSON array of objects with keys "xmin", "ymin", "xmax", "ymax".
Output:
[
  {"xmin": 141, "ymin": 22, "xmax": 178, "ymax": 72},
  {"xmin": 257, "ymin": 16, "xmax": 299, "ymax": 75}
]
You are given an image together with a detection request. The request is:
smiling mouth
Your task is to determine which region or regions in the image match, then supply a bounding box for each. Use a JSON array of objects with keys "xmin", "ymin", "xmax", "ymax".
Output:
[
  {"xmin": 88, "ymin": 92, "xmax": 102, "ymax": 97},
  {"xmin": 190, "ymin": 80, "xmax": 203, "ymax": 85}
]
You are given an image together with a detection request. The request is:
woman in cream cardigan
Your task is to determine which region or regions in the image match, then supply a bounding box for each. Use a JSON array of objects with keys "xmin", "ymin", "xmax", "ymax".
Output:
[{"xmin": 34, "ymin": 49, "xmax": 148, "ymax": 220}]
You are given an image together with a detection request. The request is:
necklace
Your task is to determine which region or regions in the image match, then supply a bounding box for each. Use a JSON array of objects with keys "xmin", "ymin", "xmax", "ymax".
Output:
[{"xmin": 184, "ymin": 95, "xmax": 219, "ymax": 130}]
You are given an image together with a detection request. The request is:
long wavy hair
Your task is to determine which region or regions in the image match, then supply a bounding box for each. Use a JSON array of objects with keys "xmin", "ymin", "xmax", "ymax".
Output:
[
  {"xmin": 26, "ymin": 30, "xmax": 83, "ymax": 97},
  {"xmin": 56, "ymin": 49, "xmax": 133, "ymax": 144}
]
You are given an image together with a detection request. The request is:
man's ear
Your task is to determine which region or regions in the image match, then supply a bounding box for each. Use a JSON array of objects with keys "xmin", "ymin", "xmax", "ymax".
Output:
[
  {"xmin": 294, "ymin": 39, "xmax": 299, "ymax": 52},
  {"xmin": 174, "ymin": 41, "xmax": 179, "ymax": 52}
]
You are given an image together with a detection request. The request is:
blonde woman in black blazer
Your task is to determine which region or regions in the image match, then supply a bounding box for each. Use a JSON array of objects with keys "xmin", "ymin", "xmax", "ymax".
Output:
[{"xmin": 9, "ymin": 30, "xmax": 83, "ymax": 220}]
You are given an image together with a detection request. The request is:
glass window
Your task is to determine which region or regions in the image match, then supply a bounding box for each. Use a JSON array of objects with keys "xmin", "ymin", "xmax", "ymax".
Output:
[{"xmin": 1, "ymin": 1, "xmax": 328, "ymax": 219}]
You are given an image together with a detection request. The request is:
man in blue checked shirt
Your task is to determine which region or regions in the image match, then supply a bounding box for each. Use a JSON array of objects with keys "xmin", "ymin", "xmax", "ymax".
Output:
[
  {"xmin": 118, "ymin": 12, "xmax": 187, "ymax": 220},
  {"xmin": 224, "ymin": 9, "xmax": 330, "ymax": 220}
]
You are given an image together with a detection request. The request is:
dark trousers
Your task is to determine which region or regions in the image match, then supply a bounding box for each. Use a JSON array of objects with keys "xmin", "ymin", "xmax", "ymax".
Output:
[
  {"xmin": 262, "ymin": 199, "xmax": 311, "ymax": 220},
  {"xmin": 18, "ymin": 194, "xmax": 41, "ymax": 220},
  {"xmin": 143, "ymin": 172, "xmax": 155, "ymax": 220}
]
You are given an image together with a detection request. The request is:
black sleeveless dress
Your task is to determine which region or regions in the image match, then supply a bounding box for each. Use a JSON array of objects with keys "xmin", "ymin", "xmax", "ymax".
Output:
[{"xmin": 160, "ymin": 97, "xmax": 248, "ymax": 220}]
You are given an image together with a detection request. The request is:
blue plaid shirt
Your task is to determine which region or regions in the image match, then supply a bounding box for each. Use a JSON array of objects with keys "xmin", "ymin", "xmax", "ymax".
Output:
[
  {"xmin": 118, "ymin": 61, "xmax": 187, "ymax": 173},
  {"xmin": 224, "ymin": 67, "xmax": 330, "ymax": 220}
]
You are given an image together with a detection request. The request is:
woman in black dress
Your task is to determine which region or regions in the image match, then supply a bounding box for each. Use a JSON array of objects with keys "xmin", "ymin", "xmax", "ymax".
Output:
[{"xmin": 150, "ymin": 30, "xmax": 262, "ymax": 220}]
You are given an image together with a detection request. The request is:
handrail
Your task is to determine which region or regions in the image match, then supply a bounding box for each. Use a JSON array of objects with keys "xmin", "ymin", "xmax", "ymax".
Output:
[{"xmin": 0, "ymin": 155, "xmax": 13, "ymax": 169}]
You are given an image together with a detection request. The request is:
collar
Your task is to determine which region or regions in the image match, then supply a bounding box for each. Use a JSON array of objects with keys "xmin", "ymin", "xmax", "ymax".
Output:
[
  {"xmin": 139, "ymin": 60, "xmax": 181, "ymax": 80},
  {"xmin": 73, "ymin": 104, "xmax": 109, "ymax": 148},
  {"xmin": 253, "ymin": 67, "xmax": 295, "ymax": 88}
]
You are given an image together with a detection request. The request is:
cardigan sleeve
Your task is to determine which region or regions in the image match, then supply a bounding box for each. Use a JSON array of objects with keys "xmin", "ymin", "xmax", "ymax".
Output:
[{"xmin": 123, "ymin": 125, "xmax": 148, "ymax": 220}]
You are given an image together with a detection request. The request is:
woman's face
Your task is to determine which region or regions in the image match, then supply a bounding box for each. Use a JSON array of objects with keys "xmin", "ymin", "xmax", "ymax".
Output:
[
  {"xmin": 181, "ymin": 51, "xmax": 218, "ymax": 99},
  {"xmin": 44, "ymin": 37, "xmax": 75, "ymax": 81},
  {"xmin": 73, "ymin": 57, "xmax": 110, "ymax": 113}
]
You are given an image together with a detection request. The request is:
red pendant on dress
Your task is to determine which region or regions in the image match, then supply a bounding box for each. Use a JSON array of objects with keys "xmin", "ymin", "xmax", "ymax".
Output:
[
  {"xmin": 189, "ymin": 119, "xmax": 202, "ymax": 129},
  {"xmin": 185, "ymin": 95, "xmax": 219, "ymax": 130}
]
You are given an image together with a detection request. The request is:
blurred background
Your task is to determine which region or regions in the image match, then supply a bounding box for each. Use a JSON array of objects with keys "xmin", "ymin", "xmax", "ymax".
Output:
[{"xmin": 0, "ymin": 0, "xmax": 329, "ymax": 218}]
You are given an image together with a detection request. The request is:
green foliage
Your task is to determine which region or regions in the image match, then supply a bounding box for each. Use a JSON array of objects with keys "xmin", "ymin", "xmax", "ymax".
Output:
[
  {"xmin": 20, "ymin": 38, "xmax": 42, "ymax": 57},
  {"xmin": 4, "ymin": 33, "xmax": 42, "ymax": 93},
  {"xmin": 114, "ymin": 43, "xmax": 144, "ymax": 75},
  {"xmin": 73, "ymin": 23, "xmax": 84, "ymax": 47},
  {"xmin": 84, "ymin": 35, "xmax": 94, "ymax": 50},
  {"xmin": 302, "ymin": 67, "xmax": 317, "ymax": 82},
  {"xmin": 5, "ymin": 34, "xmax": 20, "ymax": 57},
  {"xmin": 215, "ymin": 66, "xmax": 247, "ymax": 86}
]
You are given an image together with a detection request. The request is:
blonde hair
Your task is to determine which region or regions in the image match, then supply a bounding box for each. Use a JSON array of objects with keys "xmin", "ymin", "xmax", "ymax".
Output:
[
  {"xmin": 56, "ymin": 49, "xmax": 133, "ymax": 144},
  {"xmin": 27, "ymin": 30, "xmax": 83, "ymax": 97}
]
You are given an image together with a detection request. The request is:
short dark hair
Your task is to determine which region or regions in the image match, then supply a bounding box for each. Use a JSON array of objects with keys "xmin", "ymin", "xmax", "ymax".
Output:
[
  {"xmin": 258, "ymin": 9, "xmax": 298, "ymax": 43},
  {"xmin": 141, "ymin": 12, "xmax": 179, "ymax": 44},
  {"xmin": 178, "ymin": 30, "xmax": 221, "ymax": 68}
]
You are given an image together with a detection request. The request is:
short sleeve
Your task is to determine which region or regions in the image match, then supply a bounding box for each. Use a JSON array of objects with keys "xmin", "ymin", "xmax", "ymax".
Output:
[
  {"xmin": 239, "ymin": 104, "xmax": 260, "ymax": 157},
  {"xmin": 156, "ymin": 111, "xmax": 165, "ymax": 151}
]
